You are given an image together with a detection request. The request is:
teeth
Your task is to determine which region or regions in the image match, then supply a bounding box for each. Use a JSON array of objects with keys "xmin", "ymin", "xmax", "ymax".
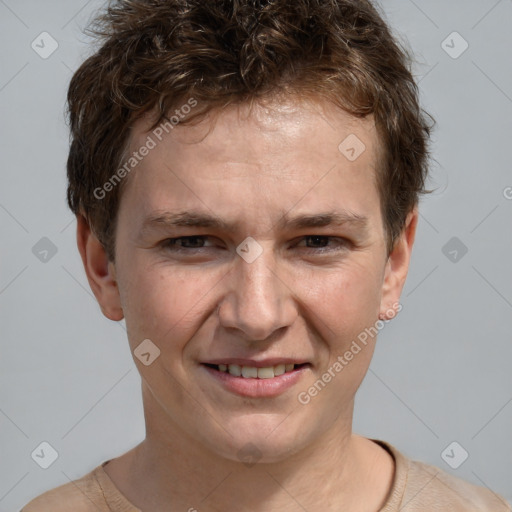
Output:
[
  {"xmin": 218, "ymin": 363, "xmax": 299, "ymax": 378},
  {"xmin": 228, "ymin": 364, "xmax": 242, "ymax": 377},
  {"xmin": 273, "ymin": 364, "xmax": 285, "ymax": 376},
  {"xmin": 242, "ymin": 366, "xmax": 258, "ymax": 378},
  {"xmin": 257, "ymin": 367, "xmax": 274, "ymax": 379}
]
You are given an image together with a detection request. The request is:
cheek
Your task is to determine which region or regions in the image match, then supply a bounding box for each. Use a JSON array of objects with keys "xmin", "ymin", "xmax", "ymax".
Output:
[
  {"xmin": 118, "ymin": 261, "xmax": 223, "ymax": 351},
  {"xmin": 300, "ymin": 260, "xmax": 384, "ymax": 342},
  {"xmin": 298, "ymin": 266, "xmax": 384, "ymax": 410}
]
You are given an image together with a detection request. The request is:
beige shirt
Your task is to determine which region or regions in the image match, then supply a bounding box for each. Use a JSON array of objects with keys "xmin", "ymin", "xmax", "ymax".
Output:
[{"xmin": 21, "ymin": 439, "xmax": 511, "ymax": 511}]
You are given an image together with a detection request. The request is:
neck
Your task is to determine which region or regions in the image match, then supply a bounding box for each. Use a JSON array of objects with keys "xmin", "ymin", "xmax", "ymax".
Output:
[{"xmin": 104, "ymin": 389, "xmax": 394, "ymax": 512}]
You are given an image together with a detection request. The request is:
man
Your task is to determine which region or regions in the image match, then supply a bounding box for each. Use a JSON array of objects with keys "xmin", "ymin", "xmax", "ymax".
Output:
[{"xmin": 22, "ymin": 0, "xmax": 510, "ymax": 510}]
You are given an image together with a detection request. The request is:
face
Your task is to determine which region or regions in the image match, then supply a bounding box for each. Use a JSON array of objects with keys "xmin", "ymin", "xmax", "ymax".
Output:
[{"xmin": 82, "ymin": 96, "xmax": 415, "ymax": 463}]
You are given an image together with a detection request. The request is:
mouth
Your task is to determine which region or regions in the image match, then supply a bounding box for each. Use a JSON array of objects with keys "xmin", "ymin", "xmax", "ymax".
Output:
[
  {"xmin": 201, "ymin": 361, "xmax": 311, "ymax": 398},
  {"xmin": 202, "ymin": 362, "xmax": 310, "ymax": 379}
]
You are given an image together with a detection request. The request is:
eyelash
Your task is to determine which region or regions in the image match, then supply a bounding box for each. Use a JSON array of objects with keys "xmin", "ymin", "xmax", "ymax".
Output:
[{"xmin": 160, "ymin": 235, "xmax": 349, "ymax": 253}]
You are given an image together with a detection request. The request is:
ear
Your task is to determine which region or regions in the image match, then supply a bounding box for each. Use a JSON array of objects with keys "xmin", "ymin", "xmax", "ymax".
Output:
[
  {"xmin": 379, "ymin": 208, "xmax": 418, "ymax": 319},
  {"xmin": 76, "ymin": 214, "xmax": 124, "ymax": 321}
]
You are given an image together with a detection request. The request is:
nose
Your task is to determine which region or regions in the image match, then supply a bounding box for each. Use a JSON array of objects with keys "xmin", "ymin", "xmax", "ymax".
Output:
[{"xmin": 217, "ymin": 244, "xmax": 296, "ymax": 342}]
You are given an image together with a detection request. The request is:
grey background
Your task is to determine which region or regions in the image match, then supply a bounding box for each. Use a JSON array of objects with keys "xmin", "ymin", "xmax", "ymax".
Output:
[{"xmin": 1, "ymin": 0, "xmax": 511, "ymax": 510}]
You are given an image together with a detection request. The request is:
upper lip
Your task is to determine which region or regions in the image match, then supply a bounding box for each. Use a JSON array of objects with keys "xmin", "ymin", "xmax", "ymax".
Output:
[{"xmin": 202, "ymin": 358, "xmax": 310, "ymax": 368}]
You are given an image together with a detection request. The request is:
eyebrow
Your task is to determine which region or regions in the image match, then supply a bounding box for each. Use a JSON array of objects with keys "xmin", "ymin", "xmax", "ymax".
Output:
[{"xmin": 140, "ymin": 210, "xmax": 369, "ymax": 236}]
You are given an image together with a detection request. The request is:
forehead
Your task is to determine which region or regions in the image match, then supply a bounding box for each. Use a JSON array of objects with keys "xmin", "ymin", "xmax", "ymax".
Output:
[
  {"xmin": 132, "ymin": 96, "xmax": 380, "ymax": 162},
  {"xmin": 119, "ymin": 97, "xmax": 383, "ymax": 233}
]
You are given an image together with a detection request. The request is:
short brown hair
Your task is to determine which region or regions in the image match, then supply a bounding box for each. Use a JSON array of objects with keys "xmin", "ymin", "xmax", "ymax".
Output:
[{"xmin": 66, "ymin": 0, "xmax": 434, "ymax": 261}]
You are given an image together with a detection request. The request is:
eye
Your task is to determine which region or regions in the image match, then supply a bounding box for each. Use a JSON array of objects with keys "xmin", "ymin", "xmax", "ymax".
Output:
[
  {"xmin": 161, "ymin": 236, "xmax": 216, "ymax": 250},
  {"xmin": 295, "ymin": 235, "xmax": 349, "ymax": 252},
  {"xmin": 159, "ymin": 235, "xmax": 349, "ymax": 254}
]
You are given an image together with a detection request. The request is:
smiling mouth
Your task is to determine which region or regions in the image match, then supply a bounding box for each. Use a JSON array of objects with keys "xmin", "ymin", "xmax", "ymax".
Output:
[{"xmin": 203, "ymin": 363, "xmax": 310, "ymax": 379}]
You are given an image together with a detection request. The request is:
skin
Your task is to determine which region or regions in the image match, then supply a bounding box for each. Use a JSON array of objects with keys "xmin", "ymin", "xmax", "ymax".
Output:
[{"xmin": 77, "ymin": 95, "xmax": 418, "ymax": 511}]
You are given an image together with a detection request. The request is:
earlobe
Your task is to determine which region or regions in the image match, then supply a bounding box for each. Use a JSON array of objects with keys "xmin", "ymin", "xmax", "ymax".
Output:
[
  {"xmin": 379, "ymin": 209, "xmax": 418, "ymax": 319},
  {"xmin": 76, "ymin": 214, "xmax": 124, "ymax": 321}
]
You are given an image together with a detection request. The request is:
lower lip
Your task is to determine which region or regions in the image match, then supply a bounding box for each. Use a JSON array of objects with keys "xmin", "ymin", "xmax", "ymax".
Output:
[{"xmin": 201, "ymin": 364, "xmax": 310, "ymax": 398}]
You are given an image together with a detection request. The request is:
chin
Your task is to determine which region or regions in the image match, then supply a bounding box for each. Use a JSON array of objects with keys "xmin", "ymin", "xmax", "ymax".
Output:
[{"xmin": 204, "ymin": 414, "xmax": 312, "ymax": 464}]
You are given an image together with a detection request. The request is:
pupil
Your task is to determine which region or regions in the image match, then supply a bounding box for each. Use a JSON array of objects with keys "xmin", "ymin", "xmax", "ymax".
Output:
[
  {"xmin": 309, "ymin": 236, "xmax": 327, "ymax": 247},
  {"xmin": 184, "ymin": 237, "xmax": 203, "ymax": 247}
]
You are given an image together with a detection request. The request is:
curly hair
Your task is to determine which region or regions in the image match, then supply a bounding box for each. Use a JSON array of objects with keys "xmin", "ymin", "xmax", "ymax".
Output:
[{"xmin": 66, "ymin": 0, "xmax": 434, "ymax": 261}]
